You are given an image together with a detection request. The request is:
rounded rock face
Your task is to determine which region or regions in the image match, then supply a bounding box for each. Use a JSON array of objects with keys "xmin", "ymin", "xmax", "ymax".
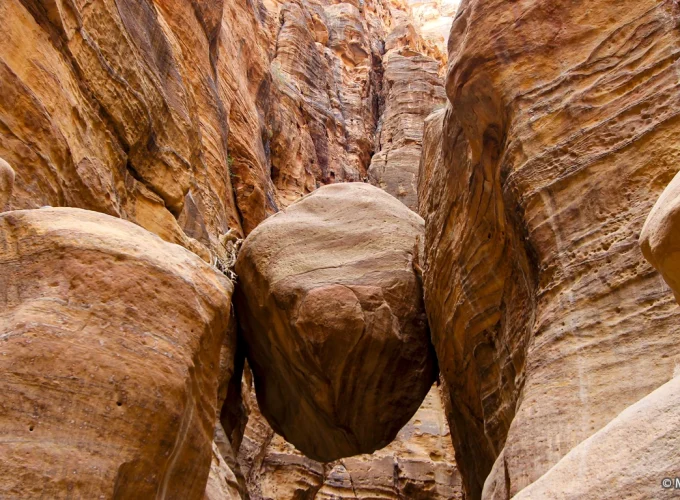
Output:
[
  {"xmin": 235, "ymin": 182, "xmax": 437, "ymax": 462},
  {"xmin": 0, "ymin": 208, "xmax": 233, "ymax": 499},
  {"xmin": 0, "ymin": 158, "xmax": 15, "ymax": 211}
]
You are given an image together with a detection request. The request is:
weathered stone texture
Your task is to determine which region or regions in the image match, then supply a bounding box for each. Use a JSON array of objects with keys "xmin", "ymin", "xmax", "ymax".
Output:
[
  {"xmin": 235, "ymin": 182, "xmax": 437, "ymax": 462},
  {"xmin": 0, "ymin": 208, "xmax": 233, "ymax": 498},
  {"xmin": 419, "ymin": 0, "xmax": 680, "ymax": 497},
  {"xmin": 239, "ymin": 378, "xmax": 462, "ymax": 500}
]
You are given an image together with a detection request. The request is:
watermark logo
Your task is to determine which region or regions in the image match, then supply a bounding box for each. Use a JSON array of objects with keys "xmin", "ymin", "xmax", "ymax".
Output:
[{"xmin": 661, "ymin": 478, "xmax": 680, "ymax": 489}]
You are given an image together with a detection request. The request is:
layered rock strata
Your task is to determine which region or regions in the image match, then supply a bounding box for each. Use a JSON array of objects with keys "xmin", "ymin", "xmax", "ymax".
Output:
[
  {"xmin": 368, "ymin": 20, "xmax": 447, "ymax": 210},
  {"xmin": 1, "ymin": 0, "xmax": 461, "ymax": 496},
  {"xmin": 235, "ymin": 182, "xmax": 437, "ymax": 462},
  {"xmin": 0, "ymin": 208, "xmax": 233, "ymax": 498},
  {"xmin": 640, "ymin": 170, "xmax": 680, "ymax": 303},
  {"xmin": 419, "ymin": 0, "xmax": 680, "ymax": 497}
]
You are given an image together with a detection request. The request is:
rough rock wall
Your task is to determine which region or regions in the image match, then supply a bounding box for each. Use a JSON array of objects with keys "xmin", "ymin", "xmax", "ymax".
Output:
[
  {"xmin": 2, "ymin": 0, "xmax": 458, "ymax": 497},
  {"xmin": 0, "ymin": 0, "xmax": 419, "ymax": 249},
  {"xmin": 419, "ymin": 0, "xmax": 680, "ymax": 498},
  {"xmin": 368, "ymin": 13, "xmax": 446, "ymax": 209}
]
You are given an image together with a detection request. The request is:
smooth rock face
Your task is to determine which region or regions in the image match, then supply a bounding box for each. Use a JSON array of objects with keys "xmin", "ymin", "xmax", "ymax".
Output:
[
  {"xmin": 0, "ymin": 208, "xmax": 233, "ymax": 499},
  {"xmin": 235, "ymin": 182, "xmax": 437, "ymax": 462},
  {"xmin": 238, "ymin": 378, "xmax": 462, "ymax": 499},
  {"xmin": 0, "ymin": 158, "xmax": 14, "ymax": 211},
  {"xmin": 640, "ymin": 170, "xmax": 680, "ymax": 303},
  {"xmin": 419, "ymin": 0, "xmax": 680, "ymax": 497},
  {"xmin": 512, "ymin": 375, "xmax": 680, "ymax": 500}
]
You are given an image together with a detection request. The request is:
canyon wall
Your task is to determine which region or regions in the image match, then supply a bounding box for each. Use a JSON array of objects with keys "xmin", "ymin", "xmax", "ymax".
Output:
[{"xmin": 419, "ymin": 0, "xmax": 680, "ymax": 498}]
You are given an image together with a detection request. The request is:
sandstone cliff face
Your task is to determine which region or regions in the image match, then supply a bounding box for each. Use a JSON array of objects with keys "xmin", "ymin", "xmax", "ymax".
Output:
[
  {"xmin": 235, "ymin": 182, "xmax": 437, "ymax": 462},
  {"xmin": 368, "ymin": 20, "xmax": 446, "ymax": 210},
  {"xmin": 419, "ymin": 0, "xmax": 680, "ymax": 498},
  {"xmin": 0, "ymin": 208, "xmax": 233, "ymax": 498}
]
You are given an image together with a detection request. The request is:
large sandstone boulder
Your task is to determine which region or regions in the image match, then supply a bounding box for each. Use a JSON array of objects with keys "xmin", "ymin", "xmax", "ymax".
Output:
[
  {"xmin": 235, "ymin": 182, "xmax": 437, "ymax": 462},
  {"xmin": 640, "ymin": 170, "xmax": 680, "ymax": 303},
  {"xmin": 0, "ymin": 208, "xmax": 233, "ymax": 498}
]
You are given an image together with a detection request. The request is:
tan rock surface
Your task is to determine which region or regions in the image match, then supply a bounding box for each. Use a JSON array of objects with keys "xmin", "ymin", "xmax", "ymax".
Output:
[
  {"xmin": 205, "ymin": 425, "xmax": 245, "ymax": 500},
  {"xmin": 406, "ymin": 0, "xmax": 459, "ymax": 64},
  {"xmin": 418, "ymin": 0, "xmax": 680, "ymax": 497},
  {"xmin": 0, "ymin": 158, "xmax": 14, "ymax": 211},
  {"xmin": 0, "ymin": 208, "xmax": 233, "ymax": 498},
  {"xmin": 235, "ymin": 182, "xmax": 436, "ymax": 462},
  {"xmin": 368, "ymin": 49, "xmax": 446, "ymax": 209},
  {"xmin": 512, "ymin": 375, "xmax": 680, "ymax": 500},
  {"xmin": 0, "ymin": 0, "xmax": 242, "ymax": 258},
  {"xmin": 640, "ymin": 170, "xmax": 680, "ymax": 303}
]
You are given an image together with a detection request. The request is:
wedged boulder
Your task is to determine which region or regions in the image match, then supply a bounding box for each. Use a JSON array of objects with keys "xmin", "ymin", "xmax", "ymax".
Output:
[
  {"xmin": 511, "ymin": 375, "xmax": 680, "ymax": 500},
  {"xmin": 640, "ymin": 170, "xmax": 680, "ymax": 303},
  {"xmin": 0, "ymin": 208, "xmax": 233, "ymax": 499},
  {"xmin": 235, "ymin": 182, "xmax": 436, "ymax": 462}
]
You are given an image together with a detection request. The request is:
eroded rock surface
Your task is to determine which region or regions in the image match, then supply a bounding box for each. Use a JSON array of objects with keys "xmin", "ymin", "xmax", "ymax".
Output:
[
  {"xmin": 419, "ymin": 0, "xmax": 680, "ymax": 497},
  {"xmin": 0, "ymin": 208, "xmax": 233, "ymax": 498},
  {"xmin": 368, "ymin": 26, "xmax": 446, "ymax": 210},
  {"xmin": 235, "ymin": 182, "xmax": 436, "ymax": 462},
  {"xmin": 512, "ymin": 375, "xmax": 680, "ymax": 500}
]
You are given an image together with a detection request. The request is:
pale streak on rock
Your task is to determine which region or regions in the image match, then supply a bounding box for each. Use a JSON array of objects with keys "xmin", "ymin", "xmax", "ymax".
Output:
[
  {"xmin": 0, "ymin": 158, "xmax": 14, "ymax": 211},
  {"xmin": 512, "ymin": 375, "xmax": 680, "ymax": 500}
]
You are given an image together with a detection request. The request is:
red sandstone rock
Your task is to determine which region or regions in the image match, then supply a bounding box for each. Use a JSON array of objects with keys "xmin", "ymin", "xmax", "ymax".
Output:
[
  {"xmin": 419, "ymin": 0, "xmax": 680, "ymax": 497},
  {"xmin": 235, "ymin": 182, "xmax": 436, "ymax": 462}
]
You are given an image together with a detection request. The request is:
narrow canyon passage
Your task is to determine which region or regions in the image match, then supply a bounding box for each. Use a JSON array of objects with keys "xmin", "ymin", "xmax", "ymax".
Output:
[{"xmin": 2, "ymin": 0, "xmax": 680, "ymax": 499}]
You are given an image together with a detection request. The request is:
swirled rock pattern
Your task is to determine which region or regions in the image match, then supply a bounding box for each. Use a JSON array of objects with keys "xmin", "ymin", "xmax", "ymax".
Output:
[
  {"xmin": 235, "ymin": 182, "xmax": 437, "ymax": 462},
  {"xmin": 419, "ymin": 0, "xmax": 680, "ymax": 497},
  {"xmin": 1, "ymin": 0, "xmax": 461, "ymax": 496},
  {"xmin": 0, "ymin": 208, "xmax": 233, "ymax": 498}
]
